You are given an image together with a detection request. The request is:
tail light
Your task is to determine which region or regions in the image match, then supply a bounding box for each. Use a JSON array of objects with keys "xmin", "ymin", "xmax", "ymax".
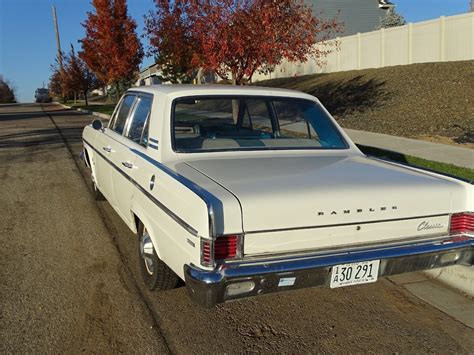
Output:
[
  {"xmin": 201, "ymin": 235, "xmax": 242, "ymax": 266},
  {"xmin": 450, "ymin": 212, "xmax": 474, "ymax": 236}
]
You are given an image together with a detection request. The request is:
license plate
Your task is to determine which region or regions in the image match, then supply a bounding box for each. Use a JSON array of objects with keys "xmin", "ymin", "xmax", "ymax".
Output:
[{"xmin": 330, "ymin": 260, "xmax": 380, "ymax": 288}]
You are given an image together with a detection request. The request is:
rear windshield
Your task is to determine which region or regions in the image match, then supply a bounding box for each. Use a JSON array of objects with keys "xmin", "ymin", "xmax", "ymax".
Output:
[{"xmin": 172, "ymin": 96, "xmax": 347, "ymax": 152}]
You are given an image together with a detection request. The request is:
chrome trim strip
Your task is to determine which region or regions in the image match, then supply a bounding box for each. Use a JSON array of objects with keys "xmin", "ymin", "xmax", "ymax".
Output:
[
  {"xmin": 83, "ymin": 139, "xmax": 199, "ymax": 236},
  {"xmin": 184, "ymin": 162, "xmax": 245, "ymax": 238},
  {"xmin": 222, "ymin": 238, "xmax": 473, "ymax": 277},
  {"xmin": 130, "ymin": 148, "xmax": 220, "ymax": 238},
  {"xmin": 230, "ymin": 234, "xmax": 450, "ymax": 265},
  {"xmin": 85, "ymin": 133, "xmax": 219, "ymax": 237},
  {"xmin": 245, "ymin": 213, "xmax": 450, "ymax": 234},
  {"xmin": 184, "ymin": 236, "xmax": 474, "ymax": 307}
]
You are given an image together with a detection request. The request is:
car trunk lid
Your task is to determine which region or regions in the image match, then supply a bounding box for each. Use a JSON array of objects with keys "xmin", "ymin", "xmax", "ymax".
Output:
[{"xmin": 185, "ymin": 154, "xmax": 462, "ymax": 254}]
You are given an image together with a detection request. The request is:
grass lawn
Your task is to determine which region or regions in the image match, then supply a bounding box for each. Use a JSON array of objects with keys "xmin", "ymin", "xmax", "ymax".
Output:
[
  {"xmin": 71, "ymin": 103, "xmax": 116, "ymax": 116},
  {"xmin": 358, "ymin": 145, "xmax": 474, "ymax": 182}
]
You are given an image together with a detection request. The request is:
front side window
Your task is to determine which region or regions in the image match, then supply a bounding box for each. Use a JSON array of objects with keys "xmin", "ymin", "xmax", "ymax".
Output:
[
  {"xmin": 173, "ymin": 96, "xmax": 347, "ymax": 152},
  {"xmin": 112, "ymin": 95, "xmax": 136, "ymax": 134},
  {"xmin": 126, "ymin": 95, "xmax": 152, "ymax": 146}
]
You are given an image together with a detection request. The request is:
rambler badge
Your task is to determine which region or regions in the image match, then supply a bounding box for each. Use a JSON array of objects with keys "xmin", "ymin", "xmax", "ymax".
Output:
[
  {"xmin": 417, "ymin": 221, "xmax": 444, "ymax": 231},
  {"xmin": 317, "ymin": 206, "xmax": 398, "ymax": 216}
]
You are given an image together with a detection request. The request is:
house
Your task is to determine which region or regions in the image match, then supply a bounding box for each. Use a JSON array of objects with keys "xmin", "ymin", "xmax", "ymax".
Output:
[
  {"xmin": 304, "ymin": 0, "xmax": 395, "ymax": 37},
  {"xmin": 136, "ymin": 63, "xmax": 162, "ymax": 86}
]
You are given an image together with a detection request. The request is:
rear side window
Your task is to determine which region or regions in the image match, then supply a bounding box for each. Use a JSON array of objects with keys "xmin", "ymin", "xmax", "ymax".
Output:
[
  {"xmin": 126, "ymin": 96, "xmax": 152, "ymax": 146},
  {"xmin": 112, "ymin": 95, "xmax": 136, "ymax": 134}
]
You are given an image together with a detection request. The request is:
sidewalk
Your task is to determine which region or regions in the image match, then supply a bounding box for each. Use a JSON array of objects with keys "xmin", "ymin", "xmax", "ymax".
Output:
[
  {"xmin": 345, "ymin": 128, "xmax": 473, "ymax": 304},
  {"xmin": 345, "ymin": 129, "xmax": 474, "ymax": 169},
  {"xmin": 388, "ymin": 272, "xmax": 473, "ymax": 328}
]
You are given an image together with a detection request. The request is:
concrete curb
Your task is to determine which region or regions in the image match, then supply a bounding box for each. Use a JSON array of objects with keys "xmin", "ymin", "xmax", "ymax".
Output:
[
  {"xmin": 76, "ymin": 107, "xmax": 111, "ymax": 120},
  {"xmin": 54, "ymin": 102, "xmax": 72, "ymax": 110},
  {"xmin": 54, "ymin": 102, "xmax": 111, "ymax": 120},
  {"xmin": 424, "ymin": 266, "xmax": 474, "ymax": 298}
]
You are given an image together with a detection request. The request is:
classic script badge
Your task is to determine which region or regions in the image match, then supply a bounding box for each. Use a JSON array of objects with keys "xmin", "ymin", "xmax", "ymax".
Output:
[{"xmin": 417, "ymin": 221, "xmax": 444, "ymax": 231}]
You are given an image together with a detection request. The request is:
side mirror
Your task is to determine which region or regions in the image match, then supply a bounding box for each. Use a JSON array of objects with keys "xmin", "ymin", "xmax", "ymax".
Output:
[{"xmin": 92, "ymin": 119, "xmax": 104, "ymax": 131}]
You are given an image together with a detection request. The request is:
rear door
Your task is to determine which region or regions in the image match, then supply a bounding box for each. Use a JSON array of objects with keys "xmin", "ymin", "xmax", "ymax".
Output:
[{"xmin": 108, "ymin": 93, "xmax": 152, "ymax": 226}]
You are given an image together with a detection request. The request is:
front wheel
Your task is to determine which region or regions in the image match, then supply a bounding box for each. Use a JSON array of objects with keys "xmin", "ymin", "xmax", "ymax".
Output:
[{"xmin": 138, "ymin": 223, "xmax": 179, "ymax": 291}]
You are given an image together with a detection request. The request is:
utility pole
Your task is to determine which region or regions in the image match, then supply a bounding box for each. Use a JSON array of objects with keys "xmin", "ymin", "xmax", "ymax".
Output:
[
  {"xmin": 52, "ymin": 5, "xmax": 67, "ymax": 102},
  {"xmin": 52, "ymin": 5, "xmax": 63, "ymax": 69}
]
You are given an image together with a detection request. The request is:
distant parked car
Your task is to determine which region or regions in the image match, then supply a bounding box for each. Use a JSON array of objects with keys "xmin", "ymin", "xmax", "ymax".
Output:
[
  {"xmin": 35, "ymin": 88, "xmax": 51, "ymax": 103},
  {"xmin": 82, "ymin": 85, "xmax": 473, "ymax": 307}
]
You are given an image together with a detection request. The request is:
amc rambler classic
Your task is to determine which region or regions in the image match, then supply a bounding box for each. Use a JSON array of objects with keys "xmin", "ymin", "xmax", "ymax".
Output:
[{"xmin": 82, "ymin": 85, "xmax": 473, "ymax": 307}]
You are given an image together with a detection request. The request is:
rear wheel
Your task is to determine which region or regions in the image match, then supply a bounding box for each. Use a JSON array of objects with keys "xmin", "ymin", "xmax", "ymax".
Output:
[{"xmin": 138, "ymin": 223, "xmax": 179, "ymax": 291}]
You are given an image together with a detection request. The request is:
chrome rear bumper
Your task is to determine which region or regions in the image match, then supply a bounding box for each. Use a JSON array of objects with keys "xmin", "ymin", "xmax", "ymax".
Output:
[{"xmin": 184, "ymin": 236, "xmax": 473, "ymax": 308}]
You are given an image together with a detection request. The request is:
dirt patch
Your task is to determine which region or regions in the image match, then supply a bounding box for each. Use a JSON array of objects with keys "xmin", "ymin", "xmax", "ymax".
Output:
[{"xmin": 416, "ymin": 134, "xmax": 474, "ymax": 149}]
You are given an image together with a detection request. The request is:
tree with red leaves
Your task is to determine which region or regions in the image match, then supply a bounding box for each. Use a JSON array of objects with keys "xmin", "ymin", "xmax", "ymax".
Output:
[
  {"xmin": 80, "ymin": 0, "xmax": 143, "ymax": 98},
  {"xmin": 146, "ymin": 0, "xmax": 340, "ymax": 85},
  {"xmin": 0, "ymin": 76, "xmax": 16, "ymax": 103},
  {"xmin": 145, "ymin": 1, "xmax": 196, "ymax": 83},
  {"xmin": 49, "ymin": 53, "xmax": 71, "ymax": 101},
  {"xmin": 66, "ymin": 45, "xmax": 100, "ymax": 106},
  {"xmin": 48, "ymin": 68, "xmax": 64, "ymax": 99},
  {"xmin": 49, "ymin": 47, "xmax": 100, "ymax": 104}
]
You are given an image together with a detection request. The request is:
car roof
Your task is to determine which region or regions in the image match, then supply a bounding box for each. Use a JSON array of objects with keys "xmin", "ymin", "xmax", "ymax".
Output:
[{"xmin": 128, "ymin": 84, "xmax": 317, "ymax": 101}]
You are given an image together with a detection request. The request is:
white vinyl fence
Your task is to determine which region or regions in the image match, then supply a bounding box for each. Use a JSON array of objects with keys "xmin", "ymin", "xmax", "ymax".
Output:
[{"xmin": 253, "ymin": 12, "xmax": 474, "ymax": 81}]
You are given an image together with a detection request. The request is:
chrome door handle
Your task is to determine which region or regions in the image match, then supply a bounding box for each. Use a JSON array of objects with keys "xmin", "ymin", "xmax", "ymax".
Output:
[
  {"xmin": 102, "ymin": 146, "xmax": 112, "ymax": 152},
  {"xmin": 121, "ymin": 161, "xmax": 134, "ymax": 169}
]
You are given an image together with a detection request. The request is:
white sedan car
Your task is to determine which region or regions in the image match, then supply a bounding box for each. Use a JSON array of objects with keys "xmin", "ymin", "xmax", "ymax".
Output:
[{"xmin": 82, "ymin": 85, "xmax": 473, "ymax": 307}]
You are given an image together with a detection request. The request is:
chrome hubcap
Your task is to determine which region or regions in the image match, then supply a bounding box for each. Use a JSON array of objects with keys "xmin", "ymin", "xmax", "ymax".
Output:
[{"xmin": 139, "ymin": 228, "xmax": 155, "ymax": 275}]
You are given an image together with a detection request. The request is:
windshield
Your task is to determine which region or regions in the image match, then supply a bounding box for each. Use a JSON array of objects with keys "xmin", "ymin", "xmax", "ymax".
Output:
[{"xmin": 172, "ymin": 96, "xmax": 348, "ymax": 152}]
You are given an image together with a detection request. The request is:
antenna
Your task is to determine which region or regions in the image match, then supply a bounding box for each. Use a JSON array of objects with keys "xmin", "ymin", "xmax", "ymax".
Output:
[{"xmin": 52, "ymin": 5, "xmax": 63, "ymax": 69}]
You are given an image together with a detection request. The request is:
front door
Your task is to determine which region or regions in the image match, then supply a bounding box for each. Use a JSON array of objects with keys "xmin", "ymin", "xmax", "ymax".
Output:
[
  {"xmin": 108, "ymin": 94, "xmax": 153, "ymax": 226},
  {"xmin": 105, "ymin": 94, "xmax": 137, "ymax": 223},
  {"xmin": 90, "ymin": 128, "xmax": 114, "ymax": 201}
]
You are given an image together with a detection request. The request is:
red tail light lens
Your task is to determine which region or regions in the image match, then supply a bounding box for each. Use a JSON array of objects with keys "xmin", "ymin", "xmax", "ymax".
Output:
[
  {"xmin": 214, "ymin": 235, "xmax": 239, "ymax": 260},
  {"xmin": 450, "ymin": 213, "xmax": 474, "ymax": 235},
  {"xmin": 201, "ymin": 235, "xmax": 241, "ymax": 266},
  {"xmin": 202, "ymin": 240, "xmax": 212, "ymax": 265}
]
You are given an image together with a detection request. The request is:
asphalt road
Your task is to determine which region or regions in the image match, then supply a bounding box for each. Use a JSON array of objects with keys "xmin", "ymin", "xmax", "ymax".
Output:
[{"xmin": 1, "ymin": 103, "xmax": 473, "ymax": 353}]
